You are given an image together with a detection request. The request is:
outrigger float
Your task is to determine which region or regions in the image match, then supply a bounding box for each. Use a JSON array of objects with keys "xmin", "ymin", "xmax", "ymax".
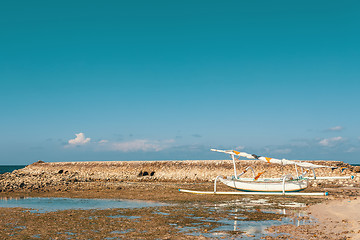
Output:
[{"xmin": 179, "ymin": 149, "xmax": 354, "ymax": 196}]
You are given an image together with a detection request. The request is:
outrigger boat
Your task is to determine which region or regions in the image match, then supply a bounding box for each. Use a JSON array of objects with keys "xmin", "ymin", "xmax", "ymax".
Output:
[{"xmin": 179, "ymin": 149, "xmax": 354, "ymax": 196}]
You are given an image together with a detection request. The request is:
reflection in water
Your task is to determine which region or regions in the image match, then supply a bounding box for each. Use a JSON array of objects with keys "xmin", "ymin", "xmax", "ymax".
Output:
[
  {"xmin": 0, "ymin": 196, "xmax": 26, "ymax": 200},
  {"xmin": 0, "ymin": 197, "xmax": 166, "ymax": 213},
  {"xmin": 183, "ymin": 198, "xmax": 315, "ymax": 239},
  {"xmin": 229, "ymin": 208, "xmax": 314, "ymax": 235}
]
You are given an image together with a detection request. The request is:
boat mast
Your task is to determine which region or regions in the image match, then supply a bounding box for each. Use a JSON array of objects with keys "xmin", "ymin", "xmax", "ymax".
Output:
[{"xmin": 231, "ymin": 154, "xmax": 237, "ymax": 178}]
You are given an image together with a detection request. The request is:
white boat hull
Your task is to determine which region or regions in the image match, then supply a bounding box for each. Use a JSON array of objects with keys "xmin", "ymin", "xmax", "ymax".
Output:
[{"xmin": 219, "ymin": 177, "xmax": 308, "ymax": 192}]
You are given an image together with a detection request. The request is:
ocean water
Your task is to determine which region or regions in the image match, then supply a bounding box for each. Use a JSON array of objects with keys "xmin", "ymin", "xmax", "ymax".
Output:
[{"xmin": 0, "ymin": 165, "xmax": 26, "ymax": 174}]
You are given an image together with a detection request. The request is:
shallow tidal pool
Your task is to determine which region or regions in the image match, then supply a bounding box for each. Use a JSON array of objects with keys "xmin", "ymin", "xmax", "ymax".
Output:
[
  {"xmin": 0, "ymin": 196, "xmax": 316, "ymax": 239},
  {"xmin": 0, "ymin": 197, "xmax": 166, "ymax": 213}
]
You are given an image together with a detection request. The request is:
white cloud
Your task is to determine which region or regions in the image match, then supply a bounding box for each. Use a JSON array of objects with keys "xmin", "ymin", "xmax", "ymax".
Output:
[
  {"xmin": 110, "ymin": 139, "xmax": 165, "ymax": 152},
  {"xmin": 328, "ymin": 126, "xmax": 343, "ymax": 131},
  {"xmin": 235, "ymin": 146, "xmax": 245, "ymax": 150},
  {"xmin": 163, "ymin": 139, "xmax": 175, "ymax": 144},
  {"xmin": 65, "ymin": 134, "xmax": 175, "ymax": 152},
  {"xmin": 319, "ymin": 136, "xmax": 344, "ymax": 147},
  {"xmin": 273, "ymin": 148, "xmax": 292, "ymax": 154},
  {"xmin": 68, "ymin": 133, "xmax": 91, "ymax": 146},
  {"xmin": 346, "ymin": 147, "xmax": 358, "ymax": 153}
]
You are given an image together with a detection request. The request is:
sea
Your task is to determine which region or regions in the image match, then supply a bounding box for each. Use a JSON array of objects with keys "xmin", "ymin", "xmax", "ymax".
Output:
[{"xmin": 0, "ymin": 165, "xmax": 27, "ymax": 175}]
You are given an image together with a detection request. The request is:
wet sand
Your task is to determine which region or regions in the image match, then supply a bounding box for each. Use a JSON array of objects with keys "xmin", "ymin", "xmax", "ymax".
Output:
[{"xmin": 267, "ymin": 196, "xmax": 360, "ymax": 240}]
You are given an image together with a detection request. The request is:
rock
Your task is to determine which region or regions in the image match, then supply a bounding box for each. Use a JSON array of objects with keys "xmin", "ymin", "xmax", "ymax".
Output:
[
  {"xmin": 0, "ymin": 159, "xmax": 358, "ymax": 193},
  {"xmin": 353, "ymin": 166, "xmax": 360, "ymax": 173},
  {"xmin": 33, "ymin": 160, "xmax": 45, "ymax": 165}
]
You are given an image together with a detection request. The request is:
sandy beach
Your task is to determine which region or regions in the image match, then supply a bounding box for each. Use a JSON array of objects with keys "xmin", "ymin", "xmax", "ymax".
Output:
[
  {"xmin": 310, "ymin": 197, "xmax": 360, "ymax": 239},
  {"xmin": 0, "ymin": 160, "xmax": 359, "ymax": 239},
  {"xmin": 267, "ymin": 196, "xmax": 360, "ymax": 240}
]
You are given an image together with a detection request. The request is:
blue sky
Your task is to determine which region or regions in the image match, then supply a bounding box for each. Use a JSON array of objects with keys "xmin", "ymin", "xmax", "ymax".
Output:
[{"xmin": 1, "ymin": 1, "xmax": 360, "ymax": 164}]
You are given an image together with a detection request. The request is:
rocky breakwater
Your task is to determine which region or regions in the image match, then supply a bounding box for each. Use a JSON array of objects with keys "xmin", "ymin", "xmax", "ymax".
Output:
[{"xmin": 0, "ymin": 160, "xmax": 359, "ymax": 193}]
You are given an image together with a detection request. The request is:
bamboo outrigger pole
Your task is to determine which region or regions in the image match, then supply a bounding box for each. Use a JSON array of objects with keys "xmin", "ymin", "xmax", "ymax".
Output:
[{"xmin": 179, "ymin": 189, "xmax": 328, "ymax": 196}]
